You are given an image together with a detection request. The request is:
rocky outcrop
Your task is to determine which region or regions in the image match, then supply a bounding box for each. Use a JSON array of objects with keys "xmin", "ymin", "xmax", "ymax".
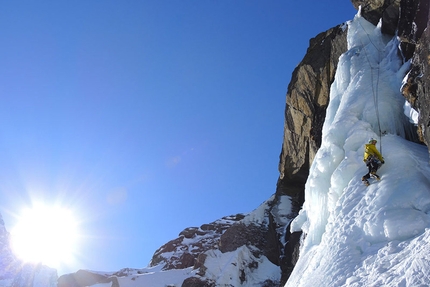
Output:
[
  {"xmin": 144, "ymin": 196, "xmax": 286, "ymax": 285},
  {"xmin": 349, "ymin": 0, "xmax": 429, "ymax": 59},
  {"xmin": 410, "ymin": 19, "xmax": 430, "ymax": 148},
  {"xmin": 275, "ymin": 24, "xmax": 348, "ymax": 283},
  {"xmin": 399, "ymin": 0, "xmax": 430, "ymax": 149},
  {"xmin": 402, "ymin": 25, "xmax": 430, "ymax": 145},
  {"xmin": 276, "ymin": 25, "xmax": 348, "ymax": 199},
  {"xmin": 350, "ymin": 0, "xmax": 401, "ymax": 35},
  {"xmin": 182, "ymin": 276, "xmax": 215, "ymax": 287},
  {"xmin": 398, "ymin": 0, "xmax": 429, "ymax": 60},
  {"xmin": 149, "ymin": 214, "xmax": 245, "ymax": 270},
  {"xmin": 219, "ymin": 223, "xmax": 267, "ymax": 253}
]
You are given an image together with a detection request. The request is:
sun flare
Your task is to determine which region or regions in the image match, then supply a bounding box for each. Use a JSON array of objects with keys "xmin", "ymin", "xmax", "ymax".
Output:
[{"xmin": 10, "ymin": 204, "xmax": 80, "ymax": 268}]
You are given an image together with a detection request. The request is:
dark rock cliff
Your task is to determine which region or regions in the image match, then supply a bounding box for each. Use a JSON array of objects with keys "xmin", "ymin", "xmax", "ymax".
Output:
[
  {"xmin": 276, "ymin": 25, "xmax": 348, "ymax": 199},
  {"xmin": 411, "ymin": 20, "xmax": 430, "ymax": 148},
  {"xmin": 399, "ymin": 0, "xmax": 430, "ymax": 149},
  {"xmin": 275, "ymin": 24, "xmax": 348, "ymax": 284}
]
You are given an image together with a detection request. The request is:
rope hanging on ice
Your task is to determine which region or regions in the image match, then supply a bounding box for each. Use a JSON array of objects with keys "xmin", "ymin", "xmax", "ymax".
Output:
[{"xmin": 357, "ymin": 17, "xmax": 384, "ymax": 154}]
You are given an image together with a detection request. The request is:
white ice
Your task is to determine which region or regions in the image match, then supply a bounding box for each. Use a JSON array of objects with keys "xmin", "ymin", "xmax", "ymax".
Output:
[{"xmin": 286, "ymin": 9, "xmax": 430, "ymax": 287}]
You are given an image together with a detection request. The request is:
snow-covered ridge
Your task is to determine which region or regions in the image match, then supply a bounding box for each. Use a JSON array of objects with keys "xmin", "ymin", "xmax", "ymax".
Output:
[
  {"xmin": 149, "ymin": 213, "xmax": 245, "ymax": 270},
  {"xmin": 286, "ymin": 11, "xmax": 430, "ymax": 286},
  {"xmin": 58, "ymin": 196, "xmax": 286, "ymax": 286}
]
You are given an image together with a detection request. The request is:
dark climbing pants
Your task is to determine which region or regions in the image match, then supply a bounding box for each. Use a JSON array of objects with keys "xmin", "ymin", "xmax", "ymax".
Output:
[{"xmin": 363, "ymin": 157, "xmax": 380, "ymax": 179}]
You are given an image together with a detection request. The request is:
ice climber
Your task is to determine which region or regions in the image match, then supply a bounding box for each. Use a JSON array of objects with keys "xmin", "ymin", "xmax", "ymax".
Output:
[{"xmin": 361, "ymin": 138, "xmax": 384, "ymax": 186}]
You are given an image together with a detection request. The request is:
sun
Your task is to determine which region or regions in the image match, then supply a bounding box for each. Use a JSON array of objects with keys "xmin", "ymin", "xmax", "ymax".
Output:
[{"xmin": 10, "ymin": 203, "xmax": 80, "ymax": 268}]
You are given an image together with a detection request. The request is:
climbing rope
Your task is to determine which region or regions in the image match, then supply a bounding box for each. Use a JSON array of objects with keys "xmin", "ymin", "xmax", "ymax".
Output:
[{"xmin": 357, "ymin": 18, "xmax": 384, "ymax": 154}]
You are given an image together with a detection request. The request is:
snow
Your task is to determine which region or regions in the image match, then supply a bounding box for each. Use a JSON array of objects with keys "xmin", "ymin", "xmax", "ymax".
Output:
[
  {"xmin": 77, "ymin": 197, "xmax": 282, "ymax": 287},
  {"xmin": 272, "ymin": 196, "xmax": 293, "ymax": 226},
  {"xmin": 286, "ymin": 10, "xmax": 430, "ymax": 287},
  {"xmin": 116, "ymin": 266, "xmax": 194, "ymax": 287},
  {"xmin": 242, "ymin": 194, "xmax": 274, "ymax": 225},
  {"xmin": 203, "ymin": 246, "xmax": 280, "ymax": 286},
  {"xmin": 83, "ymin": 245, "xmax": 280, "ymax": 287},
  {"xmin": 83, "ymin": 265, "xmax": 195, "ymax": 287}
]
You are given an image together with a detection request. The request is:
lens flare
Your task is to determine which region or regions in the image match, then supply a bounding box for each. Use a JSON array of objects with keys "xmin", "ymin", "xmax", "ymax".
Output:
[{"xmin": 10, "ymin": 203, "xmax": 80, "ymax": 269}]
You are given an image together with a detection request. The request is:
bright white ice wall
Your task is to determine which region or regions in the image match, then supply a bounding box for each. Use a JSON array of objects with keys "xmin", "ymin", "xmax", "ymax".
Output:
[
  {"xmin": 287, "ymin": 9, "xmax": 430, "ymax": 287},
  {"xmin": 292, "ymin": 10, "xmax": 412, "ymax": 252}
]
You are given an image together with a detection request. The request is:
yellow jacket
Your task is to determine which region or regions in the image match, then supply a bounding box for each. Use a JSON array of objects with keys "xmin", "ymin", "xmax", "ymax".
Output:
[{"xmin": 364, "ymin": 143, "xmax": 383, "ymax": 162}]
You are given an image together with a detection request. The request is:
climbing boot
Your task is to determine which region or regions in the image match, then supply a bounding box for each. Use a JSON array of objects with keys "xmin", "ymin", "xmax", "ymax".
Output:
[
  {"xmin": 371, "ymin": 174, "xmax": 380, "ymax": 180},
  {"xmin": 362, "ymin": 177, "xmax": 370, "ymax": 186}
]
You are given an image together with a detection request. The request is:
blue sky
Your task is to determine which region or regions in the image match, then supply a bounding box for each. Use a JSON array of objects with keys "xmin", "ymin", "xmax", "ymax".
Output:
[{"xmin": 0, "ymin": 1, "xmax": 356, "ymax": 275}]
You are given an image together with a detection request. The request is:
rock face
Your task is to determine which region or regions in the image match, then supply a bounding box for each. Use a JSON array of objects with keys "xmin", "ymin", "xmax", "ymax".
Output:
[
  {"xmin": 0, "ymin": 213, "xmax": 57, "ymax": 287},
  {"xmin": 277, "ymin": 25, "xmax": 348, "ymax": 198},
  {"xmin": 398, "ymin": 0, "xmax": 429, "ymax": 59},
  {"xmin": 399, "ymin": 0, "xmax": 430, "ymax": 150},
  {"xmin": 181, "ymin": 276, "xmax": 215, "ymax": 287},
  {"xmin": 149, "ymin": 214, "xmax": 245, "ymax": 270},
  {"xmin": 276, "ymin": 26, "xmax": 348, "ymax": 200},
  {"xmin": 275, "ymin": 24, "xmax": 348, "ymax": 284},
  {"xmin": 350, "ymin": 0, "xmax": 402, "ymax": 35},
  {"xmin": 410, "ymin": 18, "xmax": 430, "ymax": 148}
]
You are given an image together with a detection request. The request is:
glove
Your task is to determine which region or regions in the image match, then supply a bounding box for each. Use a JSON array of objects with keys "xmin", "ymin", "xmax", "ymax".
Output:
[{"xmin": 381, "ymin": 158, "xmax": 385, "ymax": 164}]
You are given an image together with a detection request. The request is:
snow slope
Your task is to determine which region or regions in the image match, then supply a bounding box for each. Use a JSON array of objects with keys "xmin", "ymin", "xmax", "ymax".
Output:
[
  {"xmin": 86, "ymin": 245, "xmax": 280, "ymax": 287},
  {"xmin": 286, "ymin": 10, "xmax": 430, "ymax": 287}
]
